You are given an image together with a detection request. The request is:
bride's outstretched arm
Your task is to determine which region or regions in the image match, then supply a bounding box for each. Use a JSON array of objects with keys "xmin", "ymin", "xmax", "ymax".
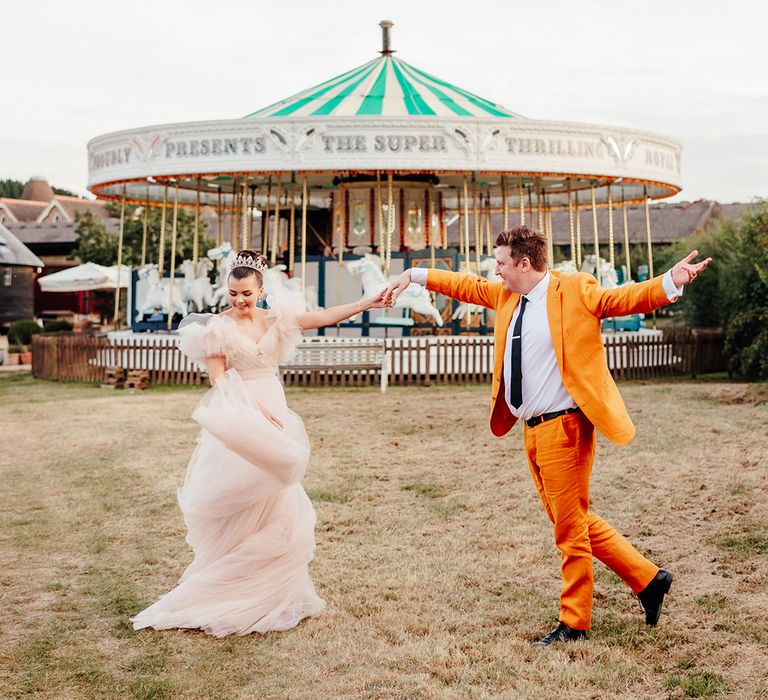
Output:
[{"xmin": 298, "ymin": 291, "xmax": 389, "ymax": 330}]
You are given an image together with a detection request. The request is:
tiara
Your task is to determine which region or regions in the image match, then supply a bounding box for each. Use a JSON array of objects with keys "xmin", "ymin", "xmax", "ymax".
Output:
[{"xmin": 231, "ymin": 254, "xmax": 268, "ymax": 274}]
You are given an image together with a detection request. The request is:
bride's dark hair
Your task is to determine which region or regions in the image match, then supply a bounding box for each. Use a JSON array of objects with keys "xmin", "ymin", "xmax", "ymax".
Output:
[{"xmin": 230, "ymin": 249, "xmax": 267, "ymax": 285}]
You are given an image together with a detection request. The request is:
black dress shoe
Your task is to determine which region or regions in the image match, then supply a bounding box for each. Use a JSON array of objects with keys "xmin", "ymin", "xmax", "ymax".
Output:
[
  {"xmin": 638, "ymin": 568, "xmax": 674, "ymax": 626},
  {"xmin": 533, "ymin": 622, "xmax": 588, "ymax": 646}
]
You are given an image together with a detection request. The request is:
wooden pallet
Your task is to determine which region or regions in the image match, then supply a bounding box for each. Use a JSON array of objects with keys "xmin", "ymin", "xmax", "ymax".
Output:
[
  {"xmin": 124, "ymin": 369, "xmax": 150, "ymax": 390},
  {"xmin": 101, "ymin": 366, "xmax": 125, "ymax": 390}
]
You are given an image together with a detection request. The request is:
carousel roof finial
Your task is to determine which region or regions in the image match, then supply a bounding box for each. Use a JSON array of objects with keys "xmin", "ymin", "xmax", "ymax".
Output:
[{"xmin": 379, "ymin": 20, "xmax": 394, "ymax": 55}]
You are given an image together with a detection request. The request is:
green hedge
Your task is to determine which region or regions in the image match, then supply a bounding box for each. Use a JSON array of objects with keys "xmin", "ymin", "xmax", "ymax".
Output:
[{"xmin": 9, "ymin": 319, "xmax": 43, "ymax": 346}]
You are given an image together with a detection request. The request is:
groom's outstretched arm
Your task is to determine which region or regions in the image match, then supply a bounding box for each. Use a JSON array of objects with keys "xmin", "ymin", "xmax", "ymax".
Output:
[{"xmin": 384, "ymin": 267, "xmax": 504, "ymax": 309}]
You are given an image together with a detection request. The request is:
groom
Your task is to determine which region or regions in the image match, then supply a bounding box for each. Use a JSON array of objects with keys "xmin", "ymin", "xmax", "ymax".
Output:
[{"xmin": 384, "ymin": 225, "xmax": 710, "ymax": 646}]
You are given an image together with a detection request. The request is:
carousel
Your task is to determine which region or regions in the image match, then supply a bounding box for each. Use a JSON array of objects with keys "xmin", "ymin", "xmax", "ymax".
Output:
[{"xmin": 86, "ymin": 20, "xmax": 682, "ymax": 338}]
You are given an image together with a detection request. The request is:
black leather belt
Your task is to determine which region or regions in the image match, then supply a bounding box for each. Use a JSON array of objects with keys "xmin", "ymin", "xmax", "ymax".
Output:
[{"xmin": 526, "ymin": 407, "xmax": 581, "ymax": 428}]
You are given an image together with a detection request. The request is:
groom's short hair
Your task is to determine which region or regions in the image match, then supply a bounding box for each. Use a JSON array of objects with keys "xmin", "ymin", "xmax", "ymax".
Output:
[{"xmin": 495, "ymin": 225, "xmax": 548, "ymax": 272}]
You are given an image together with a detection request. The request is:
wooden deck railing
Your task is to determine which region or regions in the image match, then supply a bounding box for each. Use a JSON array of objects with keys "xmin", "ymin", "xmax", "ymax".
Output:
[{"xmin": 32, "ymin": 328, "xmax": 726, "ymax": 387}]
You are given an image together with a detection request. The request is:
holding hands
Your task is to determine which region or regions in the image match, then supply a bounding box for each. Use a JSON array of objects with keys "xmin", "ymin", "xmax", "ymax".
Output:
[
  {"xmin": 382, "ymin": 270, "xmax": 411, "ymax": 307},
  {"xmin": 361, "ymin": 289, "xmax": 392, "ymax": 311}
]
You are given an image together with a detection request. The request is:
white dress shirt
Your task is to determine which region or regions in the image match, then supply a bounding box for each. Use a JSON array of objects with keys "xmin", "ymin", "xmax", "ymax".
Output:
[{"xmin": 410, "ymin": 266, "xmax": 683, "ymax": 420}]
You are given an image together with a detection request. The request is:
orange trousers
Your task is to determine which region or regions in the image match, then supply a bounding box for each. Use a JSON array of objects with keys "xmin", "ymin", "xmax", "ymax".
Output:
[{"xmin": 524, "ymin": 411, "xmax": 658, "ymax": 630}]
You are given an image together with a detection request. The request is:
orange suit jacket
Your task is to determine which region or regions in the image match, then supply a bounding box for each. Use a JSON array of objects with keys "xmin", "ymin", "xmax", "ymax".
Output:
[{"xmin": 425, "ymin": 269, "xmax": 673, "ymax": 445}]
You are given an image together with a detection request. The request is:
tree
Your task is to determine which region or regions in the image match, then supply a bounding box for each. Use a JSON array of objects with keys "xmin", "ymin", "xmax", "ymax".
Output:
[
  {"xmin": 0, "ymin": 179, "xmax": 24, "ymax": 199},
  {"xmin": 52, "ymin": 186, "xmax": 77, "ymax": 197},
  {"xmin": 660, "ymin": 202, "xmax": 768, "ymax": 379},
  {"xmin": 70, "ymin": 202, "xmax": 214, "ymax": 271},
  {"xmin": 721, "ymin": 204, "xmax": 768, "ymax": 379}
]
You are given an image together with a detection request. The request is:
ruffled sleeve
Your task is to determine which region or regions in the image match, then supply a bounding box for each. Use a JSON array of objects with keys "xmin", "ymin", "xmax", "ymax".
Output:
[
  {"xmin": 177, "ymin": 313, "xmax": 229, "ymax": 370},
  {"xmin": 265, "ymin": 288, "xmax": 306, "ymax": 363}
]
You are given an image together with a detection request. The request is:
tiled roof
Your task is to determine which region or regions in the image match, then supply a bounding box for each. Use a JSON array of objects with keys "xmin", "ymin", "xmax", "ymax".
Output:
[
  {"xmin": 446, "ymin": 199, "xmax": 755, "ymax": 246},
  {"xmin": 0, "ymin": 223, "xmax": 45, "ymax": 267},
  {"xmin": 0, "ymin": 196, "xmax": 110, "ymax": 223},
  {"xmin": 7, "ymin": 219, "xmax": 121, "ymax": 245}
]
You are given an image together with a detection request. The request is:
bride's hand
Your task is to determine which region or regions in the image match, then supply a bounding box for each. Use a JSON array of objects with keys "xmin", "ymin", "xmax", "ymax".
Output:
[{"xmin": 361, "ymin": 290, "xmax": 390, "ymax": 311}]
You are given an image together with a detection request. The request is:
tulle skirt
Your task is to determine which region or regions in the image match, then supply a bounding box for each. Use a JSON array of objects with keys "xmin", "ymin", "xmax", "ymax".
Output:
[{"xmin": 131, "ymin": 368, "xmax": 326, "ymax": 636}]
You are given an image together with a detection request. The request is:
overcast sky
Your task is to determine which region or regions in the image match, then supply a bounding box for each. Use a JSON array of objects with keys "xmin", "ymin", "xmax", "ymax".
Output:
[{"xmin": 3, "ymin": 0, "xmax": 766, "ymax": 203}]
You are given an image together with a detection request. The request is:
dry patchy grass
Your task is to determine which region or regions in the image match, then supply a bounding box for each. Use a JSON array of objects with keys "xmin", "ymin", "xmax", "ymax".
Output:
[{"xmin": 1, "ymin": 372, "xmax": 767, "ymax": 699}]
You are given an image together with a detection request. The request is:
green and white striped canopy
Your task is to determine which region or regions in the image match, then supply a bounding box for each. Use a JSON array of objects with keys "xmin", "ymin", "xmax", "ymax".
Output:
[{"xmin": 244, "ymin": 55, "xmax": 524, "ymax": 119}]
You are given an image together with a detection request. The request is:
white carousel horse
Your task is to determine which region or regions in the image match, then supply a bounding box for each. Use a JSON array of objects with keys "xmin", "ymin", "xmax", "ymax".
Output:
[
  {"xmin": 180, "ymin": 258, "xmax": 214, "ymax": 313},
  {"xmin": 262, "ymin": 264, "xmax": 323, "ymax": 312},
  {"xmin": 552, "ymin": 259, "xmax": 579, "ymax": 275},
  {"xmin": 553, "ymin": 256, "xmax": 620, "ymax": 289},
  {"xmin": 207, "ymin": 242, "xmax": 236, "ymax": 309},
  {"xmin": 345, "ymin": 253, "xmax": 444, "ymax": 326},
  {"xmin": 580, "ymin": 255, "xmax": 620, "ymax": 288},
  {"xmin": 453, "ymin": 257, "xmax": 500, "ymax": 320},
  {"xmin": 135, "ymin": 264, "xmax": 187, "ymax": 321}
]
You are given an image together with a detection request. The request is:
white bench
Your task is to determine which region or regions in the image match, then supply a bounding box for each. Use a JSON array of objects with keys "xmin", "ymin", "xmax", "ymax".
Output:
[{"xmin": 281, "ymin": 337, "xmax": 389, "ymax": 392}]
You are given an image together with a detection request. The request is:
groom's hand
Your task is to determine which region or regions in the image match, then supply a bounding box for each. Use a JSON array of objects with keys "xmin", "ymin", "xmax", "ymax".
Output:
[
  {"xmin": 383, "ymin": 270, "xmax": 412, "ymax": 306},
  {"xmin": 671, "ymin": 249, "xmax": 712, "ymax": 287}
]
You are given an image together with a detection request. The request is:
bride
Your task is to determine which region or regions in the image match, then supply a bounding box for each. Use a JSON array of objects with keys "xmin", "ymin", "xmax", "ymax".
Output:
[{"xmin": 131, "ymin": 249, "xmax": 387, "ymax": 636}]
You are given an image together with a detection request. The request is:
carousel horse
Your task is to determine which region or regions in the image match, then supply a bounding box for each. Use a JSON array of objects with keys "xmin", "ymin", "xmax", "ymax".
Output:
[
  {"xmin": 553, "ymin": 256, "xmax": 621, "ymax": 289},
  {"xmin": 180, "ymin": 258, "xmax": 214, "ymax": 313},
  {"xmin": 207, "ymin": 242, "xmax": 236, "ymax": 309},
  {"xmin": 135, "ymin": 264, "xmax": 187, "ymax": 321},
  {"xmin": 580, "ymin": 255, "xmax": 620, "ymax": 289},
  {"xmin": 345, "ymin": 253, "xmax": 444, "ymax": 326},
  {"xmin": 262, "ymin": 264, "xmax": 323, "ymax": 312},
  {"xmin": 557, "ymin": 256, "xmax": 641, "ymax": 331},
  {"xmin": 452, "ymin": 257, "xmax": 501, "ymax": 320}
]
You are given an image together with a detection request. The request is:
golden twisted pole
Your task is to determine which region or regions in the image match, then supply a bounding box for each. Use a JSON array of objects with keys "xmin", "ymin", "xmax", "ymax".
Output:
[
  {"xmin": 288, "ymin": 179, "xmax": 296, "ymax": 273},
  {"xmin": 473, "ymin": 181, "xmax": 481, "ymax": 270},
  {"xmin": 232, "ymin": 178, "xmax": 240, "ymax": 251},
  {"xmin": 337, "ymin": 186, "xmax": 345, "ymax": 309},
  {"xmin": 591, "ymin": 184, "xmax": 601, "ymax": 283},
  {"xmin": 193, "ymin": 178, "xmax": 201, "ymax": 264},
  {"xmin": 216, "ymin": 187, "xmax": 222, "ymax": 246},
  {"xmin": 463, "ymin": 176, "xmax": 470, "ymax": 270},
  {"xmin": 241, "ymin": 177, "xmax": 249, "ymax": 252},
  {"xmin": 502, "ymin": 175, "xmax": 509, "ymax": 230},
  {"xmin": 622, "ymin": 187, "xmax": 631, "ymax": 282},
  {"xmin": 167, "ymin": 182, "xmax": 180, "ymax": 331},
  {"xmin": 140, "ymin": 188, "xmax": 148, "ymax": 267},
  {"xmin": 537, "ymin": 185, "xmax": 543, "ymax": 234},
  {"xmin": 644, "ymin": 184, "xmax": 655, "ymax": 327},
  {"xmin": 158, "ymin": 184, "xmax": 168, "ymax": 276},
  {"xmin": 544, "ymin": 195, "xmax": 554, "ymax": 267},
  {"xmin": 607, "ymin": 184, "xmax": 615, "ymax": 269},
  {"xmin": 113, "ymin": 187, "xmax": 126, "ymax": 329},
  {"xmin": 644, "ymin": 185, "xmax": 654, "ymax": 280},
  {"xmin": 248, "ymin": 182, "xmax": 255, "ymax": 249},
  {"xmin": 485, "ymin": 191, "xmax": 492, "ymax": 256},
  {"xmin": 567, "ymin": 184, "xmax": 575, "ymax": 265},
  {"xmin": 376, "ymin": 171, "xmax": 385, "ymax": 259},
  {"xmin": 575, "ymin": 190, "xmax": 582, "ymax": 268},
  {"xmin": 270, "ymin": 175, "xmax": 282, "ymax": 265},
  {"xmin": 518, "ymin": 176, "xmax": 525, "ymax": 225},
  {"xmin": 301, "ymin": 175, "xmax": 308, "ymax": 292},
  {"xmin": 385, "ymin": 173, "xmax": 394, "ymax": 277},
  {"xmin": 263, "ymin": 178, "xmax": 272, "ymax": 256}
]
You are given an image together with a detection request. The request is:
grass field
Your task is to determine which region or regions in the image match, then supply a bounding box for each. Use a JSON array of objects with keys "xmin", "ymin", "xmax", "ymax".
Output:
[{"xmin": 1, "ymin": 373, "xmax": 767, "ymax": 699}]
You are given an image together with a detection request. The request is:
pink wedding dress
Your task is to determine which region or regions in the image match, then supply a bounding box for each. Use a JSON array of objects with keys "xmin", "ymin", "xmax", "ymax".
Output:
[{"xmin": 131, "ymin": 294, "xmax": 325, "ymax": 636}]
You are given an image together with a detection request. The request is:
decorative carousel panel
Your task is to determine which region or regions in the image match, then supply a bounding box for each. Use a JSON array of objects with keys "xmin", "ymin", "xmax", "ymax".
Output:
[
  {"xmin": 348, "ymin": 188, "xmax": 372, "ymax": 246},
  {"xmin": 403, "ymin": 188, "xmax": 426, "ymax": 250}
]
